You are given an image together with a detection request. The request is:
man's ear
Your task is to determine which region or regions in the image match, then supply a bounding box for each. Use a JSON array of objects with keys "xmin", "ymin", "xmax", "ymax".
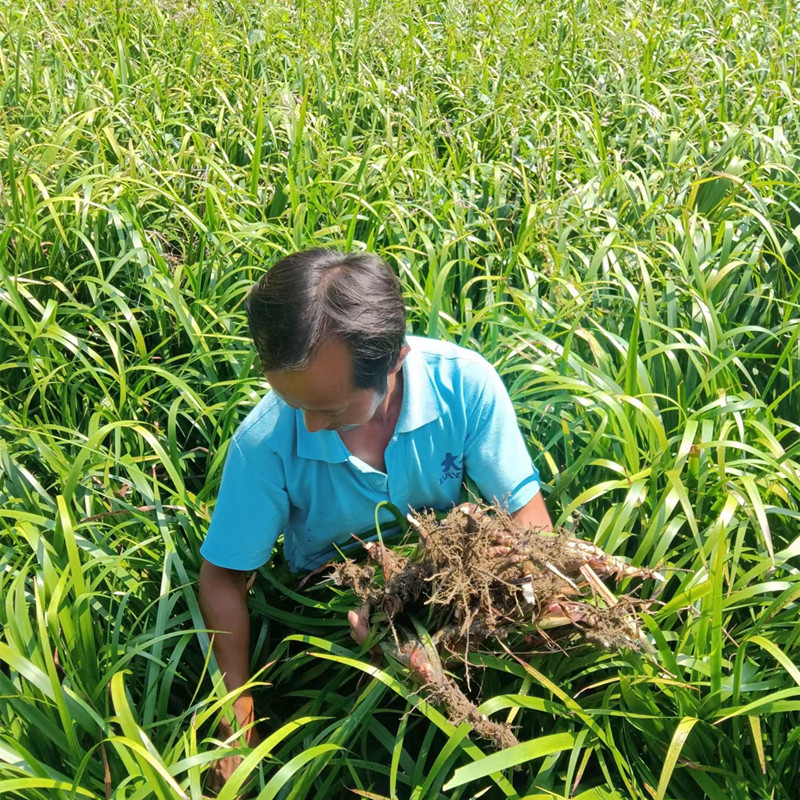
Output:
[{"xmin": 388, "ymin": 344, "xmax": 411, "ymax": 376}]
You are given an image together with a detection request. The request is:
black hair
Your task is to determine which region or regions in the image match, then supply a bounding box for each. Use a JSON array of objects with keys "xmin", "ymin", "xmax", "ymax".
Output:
[{"xmin": 246, "ymin": 248, "xmax": 407, "ymax": 393}]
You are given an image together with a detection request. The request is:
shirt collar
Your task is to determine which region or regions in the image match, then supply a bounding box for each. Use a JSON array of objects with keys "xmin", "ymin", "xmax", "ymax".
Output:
[
  {"xmin": 295, "ymin": 338, "xmax": 443, "ymax": 461},
  {"xmin": 296, "ymin": 419, "xmax": 350, "ymax": 462},
  {"xmin": 395, "ymin": 338, "xmax": 442, "ymax": 433}
]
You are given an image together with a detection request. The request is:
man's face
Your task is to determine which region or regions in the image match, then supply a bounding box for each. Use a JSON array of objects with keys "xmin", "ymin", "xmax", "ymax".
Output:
[{"xmin": 265, "ymin": 338, "xmax": 387, "ymax": 433}]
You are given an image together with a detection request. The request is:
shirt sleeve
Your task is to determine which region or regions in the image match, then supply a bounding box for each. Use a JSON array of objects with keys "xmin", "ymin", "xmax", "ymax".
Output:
[
  {"xmin": 463, "ymin": 359, "xmax": 541, "ymax": 513},
  {"xmin": 200, "ymin": 438, "xmax": 290, "ymax": 570}
]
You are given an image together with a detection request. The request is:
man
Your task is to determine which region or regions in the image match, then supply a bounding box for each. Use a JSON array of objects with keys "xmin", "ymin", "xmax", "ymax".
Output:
[{"xmin": 198, "ymin": 248, "xmax": 552, "ymax": 788}]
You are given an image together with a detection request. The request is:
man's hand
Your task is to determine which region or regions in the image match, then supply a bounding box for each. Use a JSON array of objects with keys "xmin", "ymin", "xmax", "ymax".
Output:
[
  {"xmin": 348, "ymin": 603, "xmax": 371, "ymax": 646},
  {"xmin": 205, "ymin": 695, "xmax": 261, "ymax": 795}
]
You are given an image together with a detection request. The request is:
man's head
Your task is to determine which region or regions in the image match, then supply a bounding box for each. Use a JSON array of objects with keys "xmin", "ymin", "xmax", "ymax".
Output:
[{"xmin": 246, "ymin": 248, "xmax": 408, "ymax": 431}]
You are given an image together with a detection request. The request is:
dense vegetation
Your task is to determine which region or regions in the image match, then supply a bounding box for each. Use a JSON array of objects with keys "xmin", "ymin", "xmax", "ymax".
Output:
[{"xmin": 1, "ymin": 0, "xmax": 799, "ymax": 797}]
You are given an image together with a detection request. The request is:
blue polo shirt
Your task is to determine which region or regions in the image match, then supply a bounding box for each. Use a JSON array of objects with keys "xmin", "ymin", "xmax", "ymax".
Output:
[{"xmin": 201, "ymin": 336, "xmax": 541, "ymax": 572}]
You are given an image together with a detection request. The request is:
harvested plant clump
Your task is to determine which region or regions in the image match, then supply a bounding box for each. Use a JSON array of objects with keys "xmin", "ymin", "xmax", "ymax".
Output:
[{"xmin": 329, "ymin": 506, "xmax": 661, "ymax": 749}]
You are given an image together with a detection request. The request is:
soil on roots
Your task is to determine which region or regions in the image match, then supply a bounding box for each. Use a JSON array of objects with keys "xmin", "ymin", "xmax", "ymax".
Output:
[{"xmin": 329, "ymin": 506, "xmax": 656, "ymax": 749}]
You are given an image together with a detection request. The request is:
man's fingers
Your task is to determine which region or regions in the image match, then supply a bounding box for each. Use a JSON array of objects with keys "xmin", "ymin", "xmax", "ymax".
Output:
[
  {"xmin": 205, "ymin": 754, "xmax": 242, "ymax": 795},
  {"xmin": 348, "ymin": 605, "xmax": 370, "ymax": 646}
]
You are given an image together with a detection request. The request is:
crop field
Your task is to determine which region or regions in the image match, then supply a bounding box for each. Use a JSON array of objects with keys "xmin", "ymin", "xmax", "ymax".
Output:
[{"xmin": 1, "ymin": 0, "xmax": 799, "ymax": 797}]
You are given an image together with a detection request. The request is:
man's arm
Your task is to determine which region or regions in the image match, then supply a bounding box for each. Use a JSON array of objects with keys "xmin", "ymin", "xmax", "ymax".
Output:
[
  {"xmin": 510, "ymin": 491, "xmax": 553, "ymax": 530},
  {"xmin": 198, "ymin": 559, "xmax": 260, "ymax": 742},
  {"xmin": 461, "ymin": 356, "xmax": 548, "ymax": 523}
]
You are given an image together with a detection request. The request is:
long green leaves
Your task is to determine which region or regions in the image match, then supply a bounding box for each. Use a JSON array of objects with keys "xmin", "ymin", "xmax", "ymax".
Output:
[{"xmin": 2, "ymin": 0, "xmax": 800, "ymax": 797}]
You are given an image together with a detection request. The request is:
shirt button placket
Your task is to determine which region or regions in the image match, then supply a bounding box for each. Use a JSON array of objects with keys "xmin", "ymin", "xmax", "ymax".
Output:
[{"xmin": 386, "ymin": 435, "xmax": 401, "ymax": 504}]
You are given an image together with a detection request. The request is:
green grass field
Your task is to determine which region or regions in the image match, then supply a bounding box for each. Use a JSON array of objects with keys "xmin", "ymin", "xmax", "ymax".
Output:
[{"xmin": 1, "ymin": 0, "xmax": 799, "ymax": 797}]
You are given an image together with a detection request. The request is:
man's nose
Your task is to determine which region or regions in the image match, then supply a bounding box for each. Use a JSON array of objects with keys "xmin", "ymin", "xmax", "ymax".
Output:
[{"xmin": 303, "ymin": 411, "xmax": 328, "ymax": 433}]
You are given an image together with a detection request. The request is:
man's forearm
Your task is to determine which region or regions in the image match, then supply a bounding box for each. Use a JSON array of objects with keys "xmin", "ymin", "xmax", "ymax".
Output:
[
  {"xmin": 198, "ymin": 560, "xmax": 255, "ymax": 731},
  {"xmin": 511, "ymin": 491, "xmax": 553, "ymax": 530}
]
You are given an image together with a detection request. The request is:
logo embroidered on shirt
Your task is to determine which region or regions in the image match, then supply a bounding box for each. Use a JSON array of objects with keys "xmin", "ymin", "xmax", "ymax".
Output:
[{"xmin": 439, "ymin": 452, "xmax": 463, "ymax": 484}]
